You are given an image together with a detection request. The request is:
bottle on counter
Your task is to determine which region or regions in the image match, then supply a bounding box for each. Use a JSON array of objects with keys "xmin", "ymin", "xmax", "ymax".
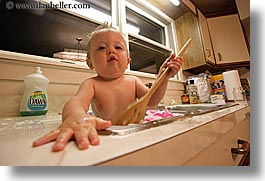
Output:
[
  {"xmin": 20, "ymin": 67, "xmax": 49, "ymax": 116},
  {"xmin": 181, "ymin": 94, "xmax": 190, "ymax": 104},
  {"xmin": 181, "ymin": 80, "xmax": 190, "ymax": 104},
  {"xmin": 188, "ymin": 79, "xmax": 200, "ymax": 104}
]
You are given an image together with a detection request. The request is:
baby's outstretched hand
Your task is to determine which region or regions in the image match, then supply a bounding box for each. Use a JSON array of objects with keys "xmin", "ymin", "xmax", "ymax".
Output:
[
  {"xmin": 32, "ymin": 114, "xmax": 112, "ymax": 152},
  {"xmin": 159, "ymin": 54, "xmax": 183, "ymax": 78}
]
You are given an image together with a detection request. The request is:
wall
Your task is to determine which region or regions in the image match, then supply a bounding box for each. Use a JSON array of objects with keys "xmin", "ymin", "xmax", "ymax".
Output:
[{"xmin": 0, "ymin": 50, "xmax": 185, "ymax": 117}]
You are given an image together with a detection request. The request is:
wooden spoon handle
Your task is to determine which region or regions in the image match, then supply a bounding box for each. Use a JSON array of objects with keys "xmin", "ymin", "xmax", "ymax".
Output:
[
  {"xmin": 146, "ymin": 38, "xmax": 192, "ymax": 98},
  {"xmin": 177, "ymin": 38, "xmax": 192, "ymax": 57}
]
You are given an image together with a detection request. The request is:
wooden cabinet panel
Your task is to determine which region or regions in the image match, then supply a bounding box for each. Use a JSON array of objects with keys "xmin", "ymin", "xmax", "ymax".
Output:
[
  {"xmin": 207, "ymin": 14, "xmax": 250, "ymax": 64},
  {"xmin": 198, "ymin": 10, "xmax": 215, "ymax": 65},
  {"xmin": 175, "ymin": 8, "xmax": 249, "ymax": 74},
  {"xmin": 175, "ymin": 12, "xmax": 205, "ymax": 70}
]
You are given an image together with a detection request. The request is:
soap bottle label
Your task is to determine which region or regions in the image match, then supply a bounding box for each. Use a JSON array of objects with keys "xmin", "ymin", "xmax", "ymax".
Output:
[
  {"xmin": 27, "ymin": 91, "xmax": 47, "ymax": 110},
  {"xmin": 189, "ymin": 86, "xmax": 200, "ymax": 104}
]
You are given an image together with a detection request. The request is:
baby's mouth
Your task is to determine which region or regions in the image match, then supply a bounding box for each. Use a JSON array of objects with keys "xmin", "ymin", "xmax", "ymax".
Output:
[{"xmin": 108, "ymin": 55, "xmax": 117, "ymax": 62}]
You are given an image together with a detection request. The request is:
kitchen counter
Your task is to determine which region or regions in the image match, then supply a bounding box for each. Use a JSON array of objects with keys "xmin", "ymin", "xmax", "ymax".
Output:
[{"xmin": 0, "ymin": 103, "xmax": 250, "ymax": 166}]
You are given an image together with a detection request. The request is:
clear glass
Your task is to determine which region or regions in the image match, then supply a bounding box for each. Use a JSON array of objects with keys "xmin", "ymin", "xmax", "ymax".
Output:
[
  {"xmin": 129, "ymin": 35, "xmax": 171, "ymax": 74},
  {"xmin": 126, "ymin": 7, "xmax": 165, "ymax": 45},
  {"xmin": 233, "ymin": 87, "xmax": 247, "ymax": 103}
]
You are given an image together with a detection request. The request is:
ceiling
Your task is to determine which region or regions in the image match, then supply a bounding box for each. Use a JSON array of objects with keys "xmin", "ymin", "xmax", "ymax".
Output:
[{"xmin": 146, "ymin": 0, "xmax": 238, "ymax": 20}]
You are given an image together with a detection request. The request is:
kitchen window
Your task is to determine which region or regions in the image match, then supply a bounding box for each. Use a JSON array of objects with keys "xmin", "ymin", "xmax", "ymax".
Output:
[
  {"xmin": 125, "ymin": 0, "xmax": 178, "ymax": 76},
  {"xmin": 129, "ymin": 35, "xmax": 171, "ymax": 74},
  {"xmin": 126, "ymin": 7, "xmax": 165, "ymax": 45}
]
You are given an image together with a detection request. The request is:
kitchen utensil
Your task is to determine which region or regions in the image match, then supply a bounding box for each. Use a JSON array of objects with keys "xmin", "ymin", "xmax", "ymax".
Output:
[{"xmin": 116, "ymin": 38, "xmax": 192, "ymax": 125}]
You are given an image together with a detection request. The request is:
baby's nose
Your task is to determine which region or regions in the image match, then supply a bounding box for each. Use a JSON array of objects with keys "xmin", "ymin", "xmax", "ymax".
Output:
[{"xmin": 107, "ymin": 47, "xmax": 115, "ymax": 54}]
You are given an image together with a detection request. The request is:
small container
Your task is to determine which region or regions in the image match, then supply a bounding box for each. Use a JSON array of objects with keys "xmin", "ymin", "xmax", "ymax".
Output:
[
  {"xmin": 181, "ymin": 94, "xmax": 189, "ymax": 104},
  {"xmin": 20, "ymin": 67, "xmax": 49, "ymax": 116},
  {"xmin": 187, "ymin": 74, "xmax": 211, "ymax": 103},
  {"xmin": 232, "ymin": 87, "xmax": 247, "ymax": 103},
  {"xmin": 189, "ymin": 80, "xmax": 200, "ymax": 104}
]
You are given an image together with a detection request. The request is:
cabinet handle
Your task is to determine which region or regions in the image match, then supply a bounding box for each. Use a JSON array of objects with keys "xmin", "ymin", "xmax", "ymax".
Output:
[
  {"xmin": 231, "ymin": 139, "xmax": 250, "ymax": 166},
  {"xmin": 217, "ymin": 53, "xmax": 222, "ymax": 61},
  {"xmin": 231, "ymin": 139, "xmax": 250, "ymax": 154},
  {"xmin": 206, "ymin": 48, "xmax": 211, "ymax": 57}
]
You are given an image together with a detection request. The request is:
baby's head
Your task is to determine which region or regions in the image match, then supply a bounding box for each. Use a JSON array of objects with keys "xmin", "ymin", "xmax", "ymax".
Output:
[
  {"xmin": 86, "ymin": 22, "xmax": 130, "ymax": 79},
  {"xmin": 86, "ymin": 22, "xmax": 129, "ymax": 61}
]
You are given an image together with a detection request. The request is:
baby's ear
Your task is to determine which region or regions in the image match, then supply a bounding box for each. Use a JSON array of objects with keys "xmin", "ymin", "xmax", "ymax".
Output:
[
  {"xmin": 86, "ymin": 58, "xmax": 94, "ymax": 69},
  {"xmin": 126, "ymin": 57, "xmax": 131, "ymax": 67}
]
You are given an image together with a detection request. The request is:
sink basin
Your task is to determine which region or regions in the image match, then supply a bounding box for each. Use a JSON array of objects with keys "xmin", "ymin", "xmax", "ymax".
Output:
[
  {"xmin": 166, "ymin": 103, "xmax": 223, "ymax": 114},
  {"xmin": 98, "ymin": 103, "xmax": 238, "ymax": 136},
  {"xmin": 166, "ymin": 103, "xmax": 238, "ymax": 116}
]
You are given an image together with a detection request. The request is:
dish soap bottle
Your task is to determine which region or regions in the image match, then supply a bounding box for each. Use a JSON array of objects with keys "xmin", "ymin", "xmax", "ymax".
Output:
[
  {"xmin": 20, "ymin": 67, "xmax": 49, "ymax": 116},
  {"xmin": 189, "ymin": 79, "xmax": 200, "ymax": 104}
]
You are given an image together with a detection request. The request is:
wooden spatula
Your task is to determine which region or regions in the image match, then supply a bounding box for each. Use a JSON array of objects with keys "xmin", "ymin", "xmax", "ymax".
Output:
[{"xmin": 116, "ymin": 38, "xmax": 192, "ymax": 126}]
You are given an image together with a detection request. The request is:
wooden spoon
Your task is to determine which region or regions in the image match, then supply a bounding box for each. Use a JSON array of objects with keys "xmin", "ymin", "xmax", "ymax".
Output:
[{"xmin": 116, "ymin": 38, "xmax": 192, "ymax": 125}]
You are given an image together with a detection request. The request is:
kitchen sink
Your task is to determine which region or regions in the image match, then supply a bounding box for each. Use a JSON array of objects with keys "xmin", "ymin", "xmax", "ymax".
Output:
[
  {"xmin": 98, "ymin": 103, "xmax": 238, "ymax": 136},
  {"xmin": 166, "ymin": 103, "xmax": 231, "ymax": 115}
]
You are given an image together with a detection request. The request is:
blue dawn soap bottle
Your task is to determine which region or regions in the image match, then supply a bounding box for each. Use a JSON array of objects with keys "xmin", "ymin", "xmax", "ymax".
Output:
[{"xmin": 20, "ymin": 67, "xmax": 49, "ymax": 116}]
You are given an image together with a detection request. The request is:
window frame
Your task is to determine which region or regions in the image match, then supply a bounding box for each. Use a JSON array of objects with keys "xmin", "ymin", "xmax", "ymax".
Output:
[{"xmin": 123, "ymin": 0, "xmax": 181, "ymax": 80}]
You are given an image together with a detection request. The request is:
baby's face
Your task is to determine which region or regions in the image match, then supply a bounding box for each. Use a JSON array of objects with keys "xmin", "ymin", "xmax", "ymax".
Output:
[{"xmin": 87, "ymin": 30, "xmax": 130, "ymax": 79}]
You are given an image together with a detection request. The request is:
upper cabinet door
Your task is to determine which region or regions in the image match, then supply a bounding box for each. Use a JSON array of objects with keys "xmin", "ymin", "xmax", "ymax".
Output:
[
  {"xmin": 207, "ymin": 14, "xmax": 250, "ymax": 64},
  {"xmin": 198, "ymin": 10, "xmax": 215, "ymax": 65}
]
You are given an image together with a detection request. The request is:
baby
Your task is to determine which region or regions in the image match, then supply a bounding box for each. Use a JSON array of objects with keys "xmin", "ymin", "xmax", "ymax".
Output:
[{"xmin": 33, "ymin": 23, "xmax": 183, "ymax": 151}]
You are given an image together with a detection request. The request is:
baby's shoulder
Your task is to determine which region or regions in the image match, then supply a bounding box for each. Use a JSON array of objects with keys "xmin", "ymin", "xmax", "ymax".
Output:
[
  {"xmin": 80, "ymin": 76, "xmax": 97, "ymax": 86},
  {"xmin": 123, "ymin": 75, "xmax": 145, "ymax": 88},
  {"xmin": 124, "ymin": 75, "xmax": 140, "ymax": 81}
]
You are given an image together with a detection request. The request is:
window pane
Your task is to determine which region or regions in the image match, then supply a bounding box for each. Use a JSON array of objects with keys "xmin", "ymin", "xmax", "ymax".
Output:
[
  {"xmin": 0, "ymin": 9, "xmax": 97, "ymax": 58},
  {"xmin": 129, "ymin": 35, "xmax": 171, "ymax": 74},
  {"xmin": 126, "ymin": 7, "xmax": 165, "ymax": 45},
  {"xmin": 0, "ymin": 0, "xmax": 111, "ymax": 59}
]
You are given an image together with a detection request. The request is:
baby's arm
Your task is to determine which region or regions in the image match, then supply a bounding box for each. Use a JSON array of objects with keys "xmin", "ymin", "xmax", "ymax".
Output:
[
  {"xmin": 148, "ymin": 54, "xmax": 183, "ymax": 106},
  {"xmin": 33, "ymin": 79, "xmax": 111, "ymax": 151}
]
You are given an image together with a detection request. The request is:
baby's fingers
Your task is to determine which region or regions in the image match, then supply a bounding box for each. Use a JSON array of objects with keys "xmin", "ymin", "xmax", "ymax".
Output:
[
  {"xmin": 52, "ymin": 129, "xmax": 74, "ymax": 152},
  {"xmin": 74, "ymin": 127, "xmax": 90, "ymax": 150},
  {"xmin": 74, "ymin": 126, "xmax": 100, "ymax": 150},
  {"xmin": 88, "ymin": 128, "xmax": 100, "ymax": 146},
  {"xmin": 169, "ymin": 60, "xmax": 183, "ymax": 70},
  {"xmin": 94, "ymin": 118, "xmax": 112, "ymax": 130},
  {"xmin": 32, "ymin": 129, "xmax": 60, "ymax": 147}
]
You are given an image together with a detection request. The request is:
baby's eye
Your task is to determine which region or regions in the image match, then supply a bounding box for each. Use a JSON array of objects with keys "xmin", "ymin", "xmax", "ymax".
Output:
[
  {"xmin": 115, "ymin": 46, "xmax": 122, "ymax": 50},
  {"xmin": 97, "ymin": 46, "xmax": 105, "ymax": 51}
]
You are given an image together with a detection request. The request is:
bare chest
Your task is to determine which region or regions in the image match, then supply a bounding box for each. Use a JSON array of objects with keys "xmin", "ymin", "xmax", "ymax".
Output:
[{"xmin": 92, "ymin": 80, "xmax": 137, "ymax": 121}]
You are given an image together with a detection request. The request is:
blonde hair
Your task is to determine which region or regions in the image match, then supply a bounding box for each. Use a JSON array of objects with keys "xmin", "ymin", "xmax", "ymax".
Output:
[{"xmin": 86, "ymin": 22, "xmax": 129, "ymax": 59}]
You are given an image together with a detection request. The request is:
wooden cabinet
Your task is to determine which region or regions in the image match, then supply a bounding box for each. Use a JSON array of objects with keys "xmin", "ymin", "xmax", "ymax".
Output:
[
  {"xmin": 207, "ymin": 14, "xmax": 250, "ymax": 64},
  {"xmin": 175, "ymin": 8, "xmax": 249, "ymax": 73},
  {"xmin": 198, "ymin": 10, "xmax": 215, "ymax": 65},
  {"xmin": 175, "ymin": 11, "xmax": 206, "ymax": 70}
]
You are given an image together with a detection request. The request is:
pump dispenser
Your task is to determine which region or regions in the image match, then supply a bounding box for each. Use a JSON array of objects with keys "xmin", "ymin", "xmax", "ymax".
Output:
[{"xmin": 20, "ymin": 67, "xmax": 49, "ymax": 116}]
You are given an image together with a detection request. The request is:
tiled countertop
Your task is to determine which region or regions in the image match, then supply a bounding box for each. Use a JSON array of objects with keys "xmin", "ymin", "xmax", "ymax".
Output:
[{"xmin": 0, "ymin": 103, "xmax": 249, "ymax": 166}]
